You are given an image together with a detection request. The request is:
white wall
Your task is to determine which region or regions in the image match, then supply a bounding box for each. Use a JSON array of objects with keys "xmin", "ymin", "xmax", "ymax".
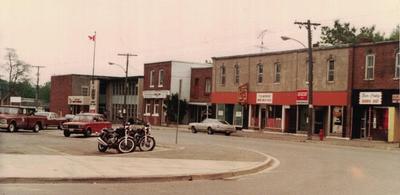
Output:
[{"xmin": 170, "ymin": 61, "xmax": 211, "ymax": 101}]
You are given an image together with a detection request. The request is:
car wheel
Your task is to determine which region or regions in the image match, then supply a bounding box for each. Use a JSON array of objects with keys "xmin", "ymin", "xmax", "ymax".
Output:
[
  {"xmin": 33, "ymin": 123, "xmax": 41, "ymax": 133},
  {"xmin": 98, "ymin": 143, "xmax": 107, "ymax": 152},
  {"xmin": 8, "ymin": 122, "xmax": 16, "ymax": 133},
  {"xmin": 63, "ymin": 130, "xmax": 71, "ymax": 137},
  {"xmin": 207, "ymin": 127, "xmax": 214, "ymax": 135},
  {"xmin": 225, "ymin": 131, "xmax": 231, "ymax": 136},
  {"xmin": 191, "ymin": 126, "xmax": 197, "ymax": 133},
  {"xmin": 84, "ymin": 129, "xmax": 92, "ymax": 137}
]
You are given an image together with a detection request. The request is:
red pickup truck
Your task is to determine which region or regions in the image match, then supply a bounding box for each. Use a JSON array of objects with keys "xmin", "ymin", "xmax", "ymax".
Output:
[{"xmin": 0, "ymin": 106, "xmax": 47, "ymax": 132}]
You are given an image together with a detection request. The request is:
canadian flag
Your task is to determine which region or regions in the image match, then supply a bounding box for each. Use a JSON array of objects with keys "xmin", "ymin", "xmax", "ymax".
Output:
[{"xmin": 88, "ymin": 34, "xmax": 96, "ymax": 41}]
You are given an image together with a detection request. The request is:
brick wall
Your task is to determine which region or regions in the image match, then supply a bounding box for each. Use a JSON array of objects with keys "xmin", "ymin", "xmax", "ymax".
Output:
[
  {"xmin": 190, "ymin": 67, "xmax": 212, "ymax": 102},
  {"xmin": 143, "ymin": 62, "xmax": 171, "ymax": 91},
  {"xmin": 50, "ymin": 75, "xmax": 72, "ymax": 116},
  {"xmin": 353, "ymin": 41, "xmax": 399, "ymax": 89}
]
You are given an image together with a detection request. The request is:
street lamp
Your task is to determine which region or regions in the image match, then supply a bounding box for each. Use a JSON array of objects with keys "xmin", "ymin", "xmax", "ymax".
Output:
[
  {"xmin": 281, "ymin": 35, "xmax": 313, "ymax": 140},
  {"xmin": 281, "ymin": 36, "xmax": 307, "ymax": 48},
  {"xmin": 108, "ymin": 61, "xmax": 128, "ymax": 123}
]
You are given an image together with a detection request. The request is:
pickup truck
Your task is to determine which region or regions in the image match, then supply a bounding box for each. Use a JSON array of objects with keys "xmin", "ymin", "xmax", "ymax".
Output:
[
  {"xmin": 35, "ymin": 111, "xmax": 67, "ymax": 129},
  {"xmin": 0, "ymin": 106, "xmax": 47, "ymax": 132}
]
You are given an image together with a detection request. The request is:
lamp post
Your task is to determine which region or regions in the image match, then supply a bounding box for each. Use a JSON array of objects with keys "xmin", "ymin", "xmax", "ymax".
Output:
[
  {"xmin": 108, "ymin": 62, "xmax": 128, "ymax": 123},
  {"xmin": 281, "ymin": 34, "xmax": 313, "ymax": 140}
]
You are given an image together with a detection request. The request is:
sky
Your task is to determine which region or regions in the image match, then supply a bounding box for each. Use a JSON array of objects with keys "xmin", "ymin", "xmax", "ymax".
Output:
[{"xmin": 0, "ymin": 0, "xmax": 399, "ymax": 84}]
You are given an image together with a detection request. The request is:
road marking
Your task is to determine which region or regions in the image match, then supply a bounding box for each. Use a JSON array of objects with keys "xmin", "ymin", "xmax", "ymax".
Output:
[{"xmin": 38, "ymin": 146, "xmax": 71, "ymax": 156}]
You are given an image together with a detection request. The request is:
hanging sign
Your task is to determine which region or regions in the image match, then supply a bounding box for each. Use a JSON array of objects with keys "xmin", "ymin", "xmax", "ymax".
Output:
[{"xmin": 359, "ymin": 92, "xmax": 382, "ymax": 105}]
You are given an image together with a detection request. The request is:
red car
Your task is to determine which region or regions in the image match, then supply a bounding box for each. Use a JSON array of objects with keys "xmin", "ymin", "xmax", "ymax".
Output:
[
  {"xmin": 35, "ymin": 111, "xmax": 67, "ymax": 129},
  {"xmin": 62, "ymin": 113, "xmax": 111, "ymax": 137}
]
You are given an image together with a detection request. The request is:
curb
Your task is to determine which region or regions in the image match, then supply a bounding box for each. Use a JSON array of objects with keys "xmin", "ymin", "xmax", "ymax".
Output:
[{"xmin": 0, "ymin": 149, "xmax": 275, "ymax": 184}]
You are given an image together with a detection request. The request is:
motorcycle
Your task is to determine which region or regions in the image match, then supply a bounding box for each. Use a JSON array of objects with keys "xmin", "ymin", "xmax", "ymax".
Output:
[
  {"xmin": 97, "ymin": 124, "xmax": 136, "ymax": 153},
  {"xmin": 132, "ymin": 123, "xmax": 156, "ymax": 151}
]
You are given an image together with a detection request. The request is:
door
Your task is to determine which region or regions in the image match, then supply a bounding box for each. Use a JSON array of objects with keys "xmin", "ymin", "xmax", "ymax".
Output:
[
  {"xmin": 260, "ymin": 108, "xmax": 266, "ymax": 129},
  {"xmin": 314, "ymin": 108, "xmax": 324, "ymax": 134}
]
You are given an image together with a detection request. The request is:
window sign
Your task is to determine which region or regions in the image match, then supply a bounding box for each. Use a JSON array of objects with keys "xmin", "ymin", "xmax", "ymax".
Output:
[{"xmin": 359, "ymin": 92, "xmax": 382, "ymax": 105}]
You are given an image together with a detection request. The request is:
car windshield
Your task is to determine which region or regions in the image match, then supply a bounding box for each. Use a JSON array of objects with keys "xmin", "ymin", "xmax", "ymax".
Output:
[
  {"xmin": 219, "ymin": 120, "xmax": 230, "ymax": 125},
  {"xmin": 72, "ymin": 115, "xmax": 94, "ymax": 122},
  {"xmin": 0, "ymin": 107, "xmax": 20, "ymax": 114}
]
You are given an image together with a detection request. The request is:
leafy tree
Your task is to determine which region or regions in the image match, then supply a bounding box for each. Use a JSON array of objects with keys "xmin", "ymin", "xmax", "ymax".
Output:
[
  {"xmin": 388, "ymin": 25, "xmax": 400, "ymax": 41},
  {"xmin": 320, "ymin": 20, "xmax": 392, "ymax": 45},
  {"xmin": 13, "ymin": 81, "xmax": 35, "ymax": 98},
  {"xmin": 39, "ymin": 81, "xmax": 51, "ymax": 103},
  {"xmin": 164, "ymin": 93, "xmax": 187, "ymax": 124},
  {"xmin": 2, "ymin": 48, "xmax": 31, "ymax": 94}
]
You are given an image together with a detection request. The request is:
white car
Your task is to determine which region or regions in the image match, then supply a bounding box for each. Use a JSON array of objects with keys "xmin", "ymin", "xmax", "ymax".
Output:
[{"xmin": 188, "ymin": 118, "xmax": 236, "ymax": 136}]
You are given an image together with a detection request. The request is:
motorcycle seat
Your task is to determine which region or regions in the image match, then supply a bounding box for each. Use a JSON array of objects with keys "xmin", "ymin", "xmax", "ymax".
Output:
[{"xmin": 103, "ymin": 128, "xmax": 116, "ymax": 133}]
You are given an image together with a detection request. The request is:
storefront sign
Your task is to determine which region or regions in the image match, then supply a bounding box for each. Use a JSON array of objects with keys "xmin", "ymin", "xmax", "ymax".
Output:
[
  {"xmin": 359, "ymin": 92, "xmax": 382, "ymax": 105},
  {"xmin": 143, "ymin": 90, "xmax": 170, "ymax": 99},
  {"xmin": 10, "ymin": 96, "xmax": 22, "ymax": 103},
  {"xmin": 393, "ymin": 94, "xmax": 400, "ymax": 104},
  {"xmin": 256, "ymin": 93, "xmax": 273, "ymax": 104},
  {"xmin": 296, "ymin": 89, "xmax": 308, "ymax": 105},
  {"xmin": 235, "ymin": 111, "xmax": 242, "ymax": 117},
  {"xmin": 218, "ymin": 110, "xmax": 224, "ymax": 116},
  {"xmin": 68, "ymin": 96, "xmax": 90, "ymax": 105},
  {"xmin": 238, "ymin": 83, "xmax": 248, "ymax": 104}
]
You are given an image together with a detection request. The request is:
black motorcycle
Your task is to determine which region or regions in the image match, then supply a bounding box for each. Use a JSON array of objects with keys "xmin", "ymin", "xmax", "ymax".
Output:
[
  {"xmin": 131, "ymin": 123, "xmax": 156, "ymax": 151},
  {"xmin": 97, "ymin": 124, "xmax": 136, "ymax": 153}
]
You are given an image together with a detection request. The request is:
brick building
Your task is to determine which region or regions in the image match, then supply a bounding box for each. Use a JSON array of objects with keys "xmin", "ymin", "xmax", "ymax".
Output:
[
  {"xmin": 142, "ymin": 61, "xmax": 210, "ymax": 125},
  {"xmin": 188, "ymin": 67, "xmax": 214, "ymax": 122},
  {"xmin": 212, "ymin": 45, "xmax": 352, "ymax": 138},
  {"xmin": 350, "ymin": 41, "xmax": 400, "ymax": 142},
  {"xmin": 50, "ymin": 74, "xmax": 143, "ymax": 122}
]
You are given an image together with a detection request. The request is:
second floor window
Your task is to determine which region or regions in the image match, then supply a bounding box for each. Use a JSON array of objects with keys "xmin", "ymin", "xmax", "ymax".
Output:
[
  {"xmin": 81, "ymin": 86, "xmax": 89, "ymax": 96},
  {"xmin": 205, "ymin": 78, "xmax": 211, "ymax": 95},
  {"xmin": 396, "ymin": 52, "xmax": 400, "ymax": 79},
  {"xmin": 257, "ymin": 63, "xmax": 263, "ymax": 83},
  {"xmin": 234, "ymin": 64, "xmax": 240, "ymax": 84},
  {"xmin": 158, "ymin": 69, "xmax": 164, "ymax": 87},
  {"xmin": 274, "ymin": 63, "xmax": 281, "ymax": 83},
  {"xmin": 327, "ymin": 59, "xmax": 335, "ymax": 82},
  {"xmin": 365, "ymin": 54, "xmax": 375, "ymax": 80},
  {"xmin": 149, "ymin": 70, "xmax": 155, "ymax": 87},
  {"xmin": 220, "ymin": 65, "xmax": 226, "ymax": 85}
]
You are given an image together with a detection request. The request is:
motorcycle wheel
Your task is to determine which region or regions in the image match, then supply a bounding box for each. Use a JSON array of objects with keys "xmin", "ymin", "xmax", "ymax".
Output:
[
  {"xmin": 139, "ymin": 136, "xmax": 156, "ymax": 151},
  {"xmin": 98, "ymin": 143, "xmax": 107, "ymax": 152},
  {"xmin": 117, "ymin": 138, "xmax": 136, "ymax": 153}
]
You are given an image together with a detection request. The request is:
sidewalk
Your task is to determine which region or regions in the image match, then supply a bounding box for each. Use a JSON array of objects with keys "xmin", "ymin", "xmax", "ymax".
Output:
[
  {"xmin": 151, "ymin": 125, "xmax": 400, "ymax": 151},
  {"xmin": 0, "ymin": 143, "xmax": 272, "ymax": 183}
]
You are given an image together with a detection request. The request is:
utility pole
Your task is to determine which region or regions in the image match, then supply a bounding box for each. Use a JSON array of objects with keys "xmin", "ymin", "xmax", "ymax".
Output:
[
  {"xmin": 117, "ymin": 53, "xmax": 137, "ymax": 124},
  {"xmin": 31, "ymin": 65, "xmax": 45, "ymax": 108},
  {"xmin": 294, "ymin": 20, "xmax": 320, "ymax": 140}
]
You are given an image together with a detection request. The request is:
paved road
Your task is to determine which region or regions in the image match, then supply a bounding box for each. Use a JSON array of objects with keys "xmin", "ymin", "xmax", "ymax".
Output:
[{"xmin": 1, "ymin": 128, "xmax": 400, "ymax": 195}]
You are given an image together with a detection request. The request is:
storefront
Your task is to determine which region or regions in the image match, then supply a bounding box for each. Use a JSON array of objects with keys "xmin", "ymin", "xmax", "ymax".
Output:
[
  {"xmin": 142, "ymin": 90, "xmax": 170, "ymax": 125},
  {"xmin": 67, "ymin": 96, "xmax": 91, "ymax": 114},
  {"xmin": 352, "ymin": 90, "xmax": 400, "ymax": 142}
]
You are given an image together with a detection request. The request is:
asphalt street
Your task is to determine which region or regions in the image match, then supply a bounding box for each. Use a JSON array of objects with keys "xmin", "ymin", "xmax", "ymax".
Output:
[{"xmin": 1, "ymin": 128, "xmax": 400, "ymax": 195}]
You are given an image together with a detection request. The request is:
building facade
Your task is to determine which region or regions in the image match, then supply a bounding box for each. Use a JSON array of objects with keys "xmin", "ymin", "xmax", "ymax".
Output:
[
  {"xmin": 212, "ymin": 46, "xmax": 352, "ymax": 138},
  {"xmin": 50, "ymin": 74, "xmax": 143, "ymax": 122},
  {"xmin": 350, "ymin": 41, "xmax": 400, "ymax": 142},
  {"xmin": 142, "ymin": 61, "xmax": 210, "ymax": 125},
  {"xmin": 188, "ymin": 67, "xmax": 214, "ymax": 122}
]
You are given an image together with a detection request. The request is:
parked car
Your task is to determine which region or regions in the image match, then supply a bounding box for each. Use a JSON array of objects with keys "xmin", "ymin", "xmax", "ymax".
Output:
[
  {"xmin": 0, "ymin": 106, "xmax": 47, "ymax": 133},
  {"xmin": 62, "ymin": 113, "xmax": 112, "ymax": 137},
  {"xmin": 64, "ymin": 114, "xmax": 75, "ymax": 122},
  {"xmin": 35, "ymin": 112, "xmax": 67, "ymax": 129},
  {"xmin": 188, "ymin": 118, "xmax": 236, "ymax": 136}
]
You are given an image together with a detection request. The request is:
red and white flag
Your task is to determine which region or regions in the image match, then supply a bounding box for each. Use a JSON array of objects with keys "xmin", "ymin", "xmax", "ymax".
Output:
[{"xmin": 88, "ymin": 34, "xmax": 96, "ymax": 41}]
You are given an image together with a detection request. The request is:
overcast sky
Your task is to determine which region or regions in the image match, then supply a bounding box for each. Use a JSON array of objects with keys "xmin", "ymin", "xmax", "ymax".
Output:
[{"xmin": 0, "ymin": 0, "xmax": 399, "ymax": 84}]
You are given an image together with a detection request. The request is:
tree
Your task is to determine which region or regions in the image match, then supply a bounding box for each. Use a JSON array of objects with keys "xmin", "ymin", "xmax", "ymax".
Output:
[
  {"xmin": 2, "ymin": 48, "xmax": 31, "ymax": 94},
  {"xmin": 388, "ymin": 25, "xmax": 400, "ymax": 41},
  {"xmin": 164, "ymin": 93, "xmax": 188, "ymax": 124},
  {"xmin": 39, "ymin": 81, "xmax": 51, "ymax": 103},
  {"xmin": 320, "ymin": 20, "xmax": 390, "ymax": 45}
]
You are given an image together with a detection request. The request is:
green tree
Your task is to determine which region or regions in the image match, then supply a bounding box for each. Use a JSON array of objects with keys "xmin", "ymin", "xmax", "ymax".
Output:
[
  {"xmin": 388, "ymin": 25, "xmax": 400, "ymax": 41},
  {"xmin": 164, "ymin": 93, "xmax": 187, "ymax": 124},
  {"xmin": 39, "ymin": 81, "xmax": 51, "ymax": 103},
  {"xmin": 320, "ymin": 20, "xmax": 391, "ymax": 45},
  {"xmin": 13, "ymin": 80, "xmax": 35, "ymax": 98}
]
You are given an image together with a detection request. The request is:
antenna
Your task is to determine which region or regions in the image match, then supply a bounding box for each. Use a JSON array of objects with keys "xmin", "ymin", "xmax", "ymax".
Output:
[{"xmin": 256, "ymin": 29, "xmax": 268, "ymax": 53}]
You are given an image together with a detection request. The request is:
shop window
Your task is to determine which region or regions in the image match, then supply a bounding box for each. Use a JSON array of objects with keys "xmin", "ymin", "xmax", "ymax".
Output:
[
  {"xmin": 274, "ymin": 63, "xmax": 281, "ymax": 83},
  {"xmin": 220, "ymin": 65, "xmax": 226, "ymax": 85},
  {"xmin": 145, "ymin": 103, "xmax": 151, "ymax": 116},
  {"xmin": 327, "ymin": 59, "xmax": 335, "ymax": 82},
  {"xmin": 134, "ymin": 83, "xmax": 138, "ymax": 95},
  {"xmin": 395, "ymin": 52, "xmax": 400, "ymax": 78},
  {"xmin": 257, "ymin": 63, "xmax": 263, "ymax": 83},
  {"xmin": 365, "ymin": 54, "xmax": 375, "ymax": 80},
  {"xmin": 234, "ymin": 64, "xmax": 240, "ymax": 84},
  {"xmin": 153, "ymin": 100, "xmax": 159, "ymax": 116},
  {"xmin": 149, "ymin": 70, "xmax": 155, "ymax": 87},
  {"xmin": 158, "ymin": 69, "xmax": 164, "ymax": 87}
]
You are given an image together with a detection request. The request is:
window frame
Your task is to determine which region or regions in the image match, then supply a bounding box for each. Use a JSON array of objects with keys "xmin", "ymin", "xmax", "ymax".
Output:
[
  {"xmin": 257, "ymin": 63, "xmax": 263, "ymax": 83},
  {"xmin": 158, "ymin": 69, "xmax": 164, "ymax": 87},
  {"xmin": 327, "ymin": 59, "xmax": 335, "ymax": 82},
  {"xmin": 220, "ymin": 65, "xmax": 226, "ymax": 85},
  {"xmin": 365, "ymin": 54, "xmax": 375, "ymax": 80},
  {"xmin": 274, "ymin": 63, "xmax": 281, "ymax": 83},
  {"xmin": 81, "ymin": 86, "xmax": 89, "ymax": 96},
  {"xmin": 153, "ymin": 100, "xmax": 159, "ymax": 116},
  {"xmin": 149, "ymin": 70, "xmax": 155, "ymax": 88},
  {"xmin": 205, "ymin": 78, "xmax": 211, "ymax": 95},
  {"xmin": 395, "ymin": 52, "xmax": 400, "ymax": 79},
  {"xmin": 144, "ymin": 103, "xmax": 151, "ymax": 116},
  {"xmin": 234, "ymin": 64, "xmax": 240, "ymax": 84}
]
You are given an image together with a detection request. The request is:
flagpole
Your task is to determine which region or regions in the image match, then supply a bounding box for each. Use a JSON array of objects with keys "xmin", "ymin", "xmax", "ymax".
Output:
[
  {"xmin": 90, "ymin": 31, "xmax": 97, "ymax": 113},
  {"xmin": 91, "ymin": 31, "xmax": 96, "ymax": 85}
]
